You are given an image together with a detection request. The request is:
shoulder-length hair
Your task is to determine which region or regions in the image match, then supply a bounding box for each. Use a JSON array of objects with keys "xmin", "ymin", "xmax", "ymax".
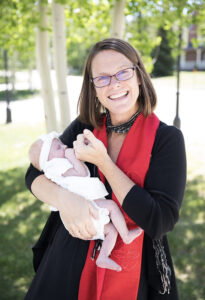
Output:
[{"xmin": 77, "ymin": 38, "xmax": 157, "ymax": 128}]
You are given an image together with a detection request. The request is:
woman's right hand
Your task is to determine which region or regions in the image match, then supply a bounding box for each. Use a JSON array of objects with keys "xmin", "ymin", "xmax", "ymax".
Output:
[{"xmin": 57, "ymin": 188, "xmax": 99, "ymax": 240}]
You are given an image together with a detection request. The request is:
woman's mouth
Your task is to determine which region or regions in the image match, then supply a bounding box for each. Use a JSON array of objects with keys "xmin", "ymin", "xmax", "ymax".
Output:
[{"xmin": 108, "ymin": 91, "xmax": 129, "ymax": 100}]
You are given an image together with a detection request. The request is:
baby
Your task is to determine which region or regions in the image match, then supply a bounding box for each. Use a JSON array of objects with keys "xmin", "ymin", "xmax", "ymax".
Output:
[{"xmin": 29, "ymin": 131, "xmax": 142, "ymax": 272}]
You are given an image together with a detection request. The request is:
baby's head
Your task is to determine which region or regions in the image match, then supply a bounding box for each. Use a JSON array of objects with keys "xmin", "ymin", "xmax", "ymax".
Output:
[
  {"xmin": 29, "ymin": 139, "xmax": 43, "ymax": 170},
  {"xmin": 29, "ymin": 132, "xmax": 66, "ymax": 171},
  {"xmin": 48, "ymin": 138, "xmax": 67, "ymax": 161}
]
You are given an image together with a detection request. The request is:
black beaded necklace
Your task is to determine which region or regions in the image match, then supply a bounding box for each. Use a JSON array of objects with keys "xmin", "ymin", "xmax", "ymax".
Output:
[{"xmin": 106, "ymin": 109, "xmax": 141, "ymax": 134}]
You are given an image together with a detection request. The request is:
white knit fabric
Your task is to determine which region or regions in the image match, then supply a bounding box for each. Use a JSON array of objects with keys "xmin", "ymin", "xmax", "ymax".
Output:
[
  {"xmin": 39, "ymin": 132, "xmax": 110, "ymax": 240},
  {"xmin": 44, "ymin": 158, "xmax": 73, "ymax": 179}
]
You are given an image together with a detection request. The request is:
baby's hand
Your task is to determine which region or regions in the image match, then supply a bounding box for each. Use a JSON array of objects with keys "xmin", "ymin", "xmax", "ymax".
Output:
[
  {"xmin": 84, "ymin": 137, "xmax": 90, "ymax": 145},
  {"xmin": 73, "ymin": 129, "xmax": 108, "ymax": 168}
]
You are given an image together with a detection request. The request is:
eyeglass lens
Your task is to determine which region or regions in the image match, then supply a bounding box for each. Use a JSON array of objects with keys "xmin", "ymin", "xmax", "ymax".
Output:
[{"xmin": 93, "ymin": 67, "xmax": 134, "ymax": 87}]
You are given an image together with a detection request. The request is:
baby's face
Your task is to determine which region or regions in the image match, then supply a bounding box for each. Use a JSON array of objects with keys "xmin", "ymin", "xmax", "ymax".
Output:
[{"xmin": 48, "ymin": 138, "xmax": 67, "ymax": 161}]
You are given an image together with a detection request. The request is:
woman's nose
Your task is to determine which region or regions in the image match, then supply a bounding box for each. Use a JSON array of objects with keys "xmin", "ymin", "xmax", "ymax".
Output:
[{"xmin": 110, "ymin": 75, "xmax": 120, "ymax": 86}]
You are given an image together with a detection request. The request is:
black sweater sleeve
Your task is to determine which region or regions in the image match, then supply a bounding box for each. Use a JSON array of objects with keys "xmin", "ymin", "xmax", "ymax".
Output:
[
  {"xmin": 25, "ymin": 118, "xmax": 93, "ymax": 192},
  {"xmin": 122, "ymin": 123, "xmax": 186, "ymax": 240}
]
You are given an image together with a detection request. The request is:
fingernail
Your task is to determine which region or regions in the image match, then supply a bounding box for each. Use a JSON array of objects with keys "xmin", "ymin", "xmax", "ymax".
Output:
[{"xmin": 84, "ymin": 129, "xmax": 89, "ymax": 135}]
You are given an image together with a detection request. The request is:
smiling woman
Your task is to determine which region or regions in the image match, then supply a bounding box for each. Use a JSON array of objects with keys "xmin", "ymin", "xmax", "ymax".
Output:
[
  {"xmin": 91, "ymin": 50, "xmax": 140, "ymax": 125},
  {"xmin": 78, "ymin": 38, "xmax": 157, "ymax": 130},
  {"xmin": 25, "ymin": 38, "xmax": 186, "ymax": 300}
]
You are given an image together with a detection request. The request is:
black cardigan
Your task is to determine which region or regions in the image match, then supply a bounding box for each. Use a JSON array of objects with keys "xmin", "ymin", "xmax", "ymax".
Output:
[{"xmin": 25, "ymin": 118, "xmax": 186, "ymax": 300}]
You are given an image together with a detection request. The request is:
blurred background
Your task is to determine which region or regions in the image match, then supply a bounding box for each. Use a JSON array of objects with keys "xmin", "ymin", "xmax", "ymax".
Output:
[{"xmin": 0, "ymin": 1, "xmax": 205, "ymax": 299}]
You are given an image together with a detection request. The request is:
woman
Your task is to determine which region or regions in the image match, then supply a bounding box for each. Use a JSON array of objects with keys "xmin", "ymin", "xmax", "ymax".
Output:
[{"xmin": 25, "ymin": 38, "xmax": 186, "ymax": 300}]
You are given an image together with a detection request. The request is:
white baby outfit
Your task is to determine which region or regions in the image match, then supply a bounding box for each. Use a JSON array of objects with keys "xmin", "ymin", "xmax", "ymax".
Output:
[{"xmin": 39, "ymin": 132, "xmax": 110, "ymax": 240}]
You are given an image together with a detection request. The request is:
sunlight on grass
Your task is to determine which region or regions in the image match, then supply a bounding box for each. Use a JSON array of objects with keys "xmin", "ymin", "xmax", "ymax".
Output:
[
  {"xmin": 0, "ymin": 122, "xmax": 49, "ymax": 300},
  {"xmin": 168, "ymin": 174, "xmax": 205, "ymax": 300},
  {"xmin": 0, "ymin": 122, "xmax": 45, "ymax": 170},
  {"xmin": 152, "ymin": 71, "xmax": 205, "ymax": 89}
]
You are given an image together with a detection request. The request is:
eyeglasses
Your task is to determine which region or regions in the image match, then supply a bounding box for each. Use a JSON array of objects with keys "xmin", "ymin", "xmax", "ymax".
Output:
[{"xmin": 91, "ymin": 66, "xmax": 136, "ymax": 88}]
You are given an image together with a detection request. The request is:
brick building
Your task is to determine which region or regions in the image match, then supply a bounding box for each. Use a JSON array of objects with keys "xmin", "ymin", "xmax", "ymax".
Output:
[{"xmin": 180, "ymin": 24, "xmax": 205, "ymax": 70}]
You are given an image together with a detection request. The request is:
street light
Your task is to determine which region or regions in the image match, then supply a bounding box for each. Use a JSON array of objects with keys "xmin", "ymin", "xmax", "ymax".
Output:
[
  {"xmin": 173, "ymin": 31, "xmax": 182, "ymax": 129},
  {"xmin": 3, "ymin": 49, "xmax": 12, "ymax": 123}
]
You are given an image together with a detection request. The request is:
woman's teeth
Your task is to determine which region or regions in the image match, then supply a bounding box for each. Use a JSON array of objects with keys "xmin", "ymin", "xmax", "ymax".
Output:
[{"xmin": 109, "ymin": 91, "xmax": 128, "ymax": 100}]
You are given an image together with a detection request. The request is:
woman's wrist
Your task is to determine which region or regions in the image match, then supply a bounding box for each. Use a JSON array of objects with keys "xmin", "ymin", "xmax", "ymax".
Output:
[
  {"xmin": 57, "ymin": 188, "xmax": 72, "ymax": 211},
  {"xmin": 98, "ymin": 152, "xmax": 113, "ymax": 173}
]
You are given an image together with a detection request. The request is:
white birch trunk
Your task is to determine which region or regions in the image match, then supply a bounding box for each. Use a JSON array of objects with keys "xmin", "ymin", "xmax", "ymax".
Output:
[
  {"xmin": 10, "ymin": 51, "xmax": 17, "ymax": 93},
  {"xmin": 36, "ymin": 0, "xmax": 57, "ymax": 132},
  {"xmin": 52, "ymin": 1, "xmax": 70, "ymax": 132},
  {"xmin": 28, "ymin": 68, "xmax": 33, "ymax": 91},
  {"xmin": 110, "ymin": 0, "xmax": 126, "ymax": 38}
]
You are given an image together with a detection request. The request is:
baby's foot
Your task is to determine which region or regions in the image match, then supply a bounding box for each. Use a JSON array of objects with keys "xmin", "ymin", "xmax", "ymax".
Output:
[{"xmin": 96, "ymin": 256, "xmax": 122, "ymax": 272}]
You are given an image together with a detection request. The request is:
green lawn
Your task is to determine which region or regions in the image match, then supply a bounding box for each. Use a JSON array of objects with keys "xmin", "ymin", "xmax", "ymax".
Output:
[
  {"xmin": 152, "ymin": 71, "xmax": 205, "ymax": 89},
  {"xmin": 0, "ymin": 89, "xmax": 39, "ymax": 102},
  {"xmin": 0, "ymin": 122, "xmax": 49, "ymax": 299},
  {"xmin": 0, "ymin": 118, "xmax": 205, "ymax": 299}
]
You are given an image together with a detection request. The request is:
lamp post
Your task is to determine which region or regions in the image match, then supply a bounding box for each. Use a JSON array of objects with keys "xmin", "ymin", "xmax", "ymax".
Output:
[
  {"xmin": 3, "ymin": 49, "xmax": 12, "ymax": 123},
  {"xmin": 173, "ymin": 32, "xmax": 182, "ymax": 129}
]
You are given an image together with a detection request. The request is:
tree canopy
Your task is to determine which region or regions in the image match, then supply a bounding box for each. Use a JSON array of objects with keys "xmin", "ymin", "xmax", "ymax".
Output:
[{"xmin": 0, "ymin": 0, "xmax": 204, "ymax": 73}]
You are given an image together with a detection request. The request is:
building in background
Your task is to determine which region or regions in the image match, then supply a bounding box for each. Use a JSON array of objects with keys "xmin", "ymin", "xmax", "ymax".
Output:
[{"xmin": 181, "ymin": 24, "xmax": 205, "ymax": 70}]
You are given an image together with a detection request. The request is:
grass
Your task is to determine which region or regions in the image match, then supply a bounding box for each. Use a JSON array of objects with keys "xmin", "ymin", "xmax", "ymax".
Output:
[
  {"xmin": 0, "ymin": 89, "xmax": 39, "ymax": 102},
  {"xmin": 0, "ymin": 122, "xmax": 49, "ymax": 300},
  {"xmin": 152, "ymin": 71, "xmax": 205, "ymax": 89},
  {"xmin": 168, "ymin": 176, "xmax": 205, "ymax": 300}
]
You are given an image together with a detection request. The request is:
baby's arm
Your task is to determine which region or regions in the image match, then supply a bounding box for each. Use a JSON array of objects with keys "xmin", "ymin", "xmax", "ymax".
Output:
[
  {"xmin": 63, "ymin": 148, "xmax": 88, "ymax": 177},
  {"xmin": 94, "ymin": 199, "xmax": 142, "ymax": 244}
]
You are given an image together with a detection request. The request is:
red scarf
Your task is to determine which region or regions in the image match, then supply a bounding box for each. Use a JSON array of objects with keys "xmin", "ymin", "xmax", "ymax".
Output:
[{"xmin": 78, "ymin": 113, "xmax": 159, "ymax": 300}]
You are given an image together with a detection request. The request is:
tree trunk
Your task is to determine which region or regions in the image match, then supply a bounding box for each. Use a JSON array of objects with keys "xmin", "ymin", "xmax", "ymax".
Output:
[
  {"xmin": 110, "ymin": 0, "xmax": 126, "ymax": 38},
  {"xmin": 28, "ymin": 68, "xmax": 33, "ymax": 91},
  {"xmin": 10, "ymin": 51, "xmax": 17, "ymax": 93},
  {"xmin": 52, "ymin": 1, "xmax": 70, "ymax": 132},
  {"xmin": 36, "ymin": 0, "xmax": 57, "ymax": 132}
]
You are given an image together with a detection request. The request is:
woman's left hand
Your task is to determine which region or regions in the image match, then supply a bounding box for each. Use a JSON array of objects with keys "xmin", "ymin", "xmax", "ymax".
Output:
[{"xmin": 73, "ymin": 129, "xmax": 108, "ymax": 168}]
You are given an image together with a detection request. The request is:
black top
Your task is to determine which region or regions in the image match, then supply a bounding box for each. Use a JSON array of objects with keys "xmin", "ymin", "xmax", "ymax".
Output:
[{"xmin": 25, "ymin": 117, "xmax": 186, "ymax": 300}]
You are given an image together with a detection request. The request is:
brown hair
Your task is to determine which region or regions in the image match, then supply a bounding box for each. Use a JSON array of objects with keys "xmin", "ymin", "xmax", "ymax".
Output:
[{"xmin": 77, "ymin": 38, "xmax": 157, "ymax": 128}]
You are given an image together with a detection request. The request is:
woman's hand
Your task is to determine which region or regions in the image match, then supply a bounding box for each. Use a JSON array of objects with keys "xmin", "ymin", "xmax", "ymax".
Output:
[
  {"xmin": 73, "ymin": 129, "xmax": 109, "ymax": 168},
  {"xmin": 57, "ymin": 188, "xmax": 99, "ymax": 240}
]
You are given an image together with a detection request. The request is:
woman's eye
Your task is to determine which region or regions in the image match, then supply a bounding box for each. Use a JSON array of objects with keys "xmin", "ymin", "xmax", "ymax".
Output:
[
  {"xmin": 97, "ymin": 76, "xmax": 108, "ymax": 82},
  {"xmin": 118, "ymin": 70, "xmax": 128, "ymax": 76}
]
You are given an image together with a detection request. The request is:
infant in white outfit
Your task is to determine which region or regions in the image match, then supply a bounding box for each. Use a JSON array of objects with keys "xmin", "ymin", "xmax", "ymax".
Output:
[{"xmin": 29, "ymin": 131, "xmax": 142, "ymax": 272}]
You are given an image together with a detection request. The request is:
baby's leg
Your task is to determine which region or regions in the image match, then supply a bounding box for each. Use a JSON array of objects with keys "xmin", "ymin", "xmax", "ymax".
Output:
[
  {"xmin": 96, "ymin": 223, "xmax": 121, "ymax": 272},
  {"xmin": 95, "ymin": 199, "xmax": 142, "ymax": 244}
]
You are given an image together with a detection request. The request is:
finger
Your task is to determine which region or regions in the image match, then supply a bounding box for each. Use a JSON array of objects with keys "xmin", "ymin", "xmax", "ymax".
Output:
[
  {"xmin": 77, "ymin": 226, "xmax": 93, "ymax": 240},
  {"xmin": 83, "ymin": 129, "xmax": 97, "ymax": 144},
  {"xmin": 89, "ymin": 203, "xmax": 99, "ymax": 220},
  {"xmin": 68, "ymin": 229, "xmax": 75, "ymax": 237},
  {"xmin": 77, "ymin": 133, "xmax": 86, "ymax": 144},
  {"xmin": 69, "ymin": 225, "xmax": 87, "ymax": 240},
  {"xmin": 73, "ymin": 140, "xmax": 77, "ymax": 150},
  {"xmin": 73, "ymin": 141, "xmax": 81, "ymax": 159},
  {"xmin": 85, "ymin": 222, "xmax": 97, "ymax": 237}
]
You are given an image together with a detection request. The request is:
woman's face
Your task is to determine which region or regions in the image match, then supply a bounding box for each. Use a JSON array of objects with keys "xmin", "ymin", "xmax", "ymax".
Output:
[{"xmin": 91, "ymin": 50, "xmax": 140, "ymax": 125}]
